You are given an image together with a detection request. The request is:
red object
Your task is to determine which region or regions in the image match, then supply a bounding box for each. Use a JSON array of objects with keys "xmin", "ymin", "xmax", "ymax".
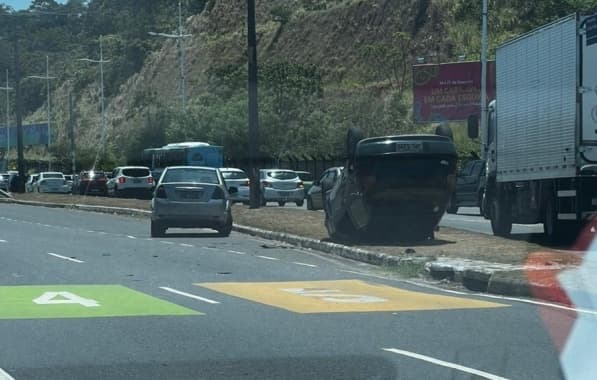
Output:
[
  {"xmin": 297, "ymin": 182, "xmax": 304, "ymax": 189},
  {"xmin": 413, "ymin": 61, "xmax": 496, "ymax": 123},
  {"xmin": 148, "ymin": 177, "xmax": 154, "ymax": 184},
  {"xmin": 118, "ymin": 177, "xmax": 126, "ymax": 184}
]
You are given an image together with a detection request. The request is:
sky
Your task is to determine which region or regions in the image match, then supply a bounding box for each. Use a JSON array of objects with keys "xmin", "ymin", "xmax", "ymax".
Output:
[{"xmin": 3, "ymin": 1, "xmax": 67, "ymax": 10}]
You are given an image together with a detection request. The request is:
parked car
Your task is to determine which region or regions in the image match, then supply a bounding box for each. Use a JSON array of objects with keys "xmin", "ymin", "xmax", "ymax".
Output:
[
  {"xmin": 307, "ymin": 167, "xmax": 343, "ymax": 211},
  {"xmin": 295, "ymin": 171, "xmax": 314, "ymax": 196},
  {"xmin": 35, "ymin": 172, "xmax": 71, "ymax": 194},
  {"xmin": 64, "ymin": 175, "xmax": 74, "ymax": 191},
  {"xmin": 220, "ymin": 168, "xmax": 250, "ymax": 203},
  {"xmin": 447, "ymin": 159, "xmax": 486, "ymax": 215},
  {"xmin": 107, "ymin": 166, "xmax": 154, "ymax": 198},
  {"xmin": 259, "ymin": 169, "xmax": 305, "ymax": 207},
  {"xmin": 150, "ymin": 166, "xmax": 235, "ymax": 237},
  {"xmin": 0, "ymin": 173, "xmax": 9, "ymax": 191},
  {"xmin": 25, "ymin": 174, "xmax": 40, "ymax": 193},
  {"xmin": 73, "ymin": 170, "xmax": 108, "ymax": 196}
]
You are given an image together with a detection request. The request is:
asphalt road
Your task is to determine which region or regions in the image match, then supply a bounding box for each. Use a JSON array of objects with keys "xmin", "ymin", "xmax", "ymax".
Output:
[
  {"xmin": 0, "ymin": 204, "xmax": 574, "ymax": 379},
  {"xmin": 440, "ymin": 207, "xmax": 544, "ymax": 236}
]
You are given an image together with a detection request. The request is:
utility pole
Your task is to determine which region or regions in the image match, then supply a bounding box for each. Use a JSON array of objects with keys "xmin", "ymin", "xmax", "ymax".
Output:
[
  {"xmin": 0, "ymin": 70, "xmax": 13, "ymax": 170},
  {"xmin": 78, "ymin": 36, "xmax": 111, "ymax": 156},
  {"xmin": 148, "ymin": 2, "xmax": 192, "ymax": 113},
  {"xmin": 14, "ymin": 39, "xmax": 25, "ymax": 191},
  {"xmin": 247, "ymin": 0, "xmax": 260, "ymax": 209},
  {"xmin": 26, "ymin": 55, "xmax": 56, "ymax": 170},
  {"xmin": 480, "ymin": 0, "xmax": 489, "ymax": 159},
  {"xmin": 68, "ymin": 91, "xmax": 75, "ymax": 175}
]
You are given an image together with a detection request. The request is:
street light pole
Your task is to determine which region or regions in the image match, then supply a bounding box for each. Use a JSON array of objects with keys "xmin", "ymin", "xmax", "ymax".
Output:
[
  {"xmin": 148, "ymin": 2, "xmax": 192, "ymax": 113},
  {"xmin": 0, "ymin": 70, "xmax": 13, "ymax": 169},
  {"xmin": 78, "ymin": 36, "xmax": 111, "ymax": 156},
  {"xmin": 247, "ymin": 0, "xmax": 260, "ymax": 209},
  {"xmin": 26, "ymin": 56, "xmax": 56, "ymax": 171},
  {"xmin": 480, "ymin": 0, "xmax": 489, "ymax": 159}
]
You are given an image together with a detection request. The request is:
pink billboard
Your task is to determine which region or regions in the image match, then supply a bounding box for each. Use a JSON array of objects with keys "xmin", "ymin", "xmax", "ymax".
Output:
[{"xmin": 413, "ymin": 61, "xmax": 495, "ymax": 123}]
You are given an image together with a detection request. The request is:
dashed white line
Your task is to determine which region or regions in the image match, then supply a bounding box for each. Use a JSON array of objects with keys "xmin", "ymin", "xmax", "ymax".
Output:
[
  {"xmin": 180, "ymin": 243, "xmax": 194, "ymax": 248},
  {"xmin": 257, "ymin": 255, "xmax": 279, "ymax": 261},
  {"xmin": 227, "ymin": 250, "xmax": 246, "ymax": 255},
  {"xmin": 382, "ymin": 348, "xmax": 509, "ymax": 380},
  {"xmin": 0, "ymin": 367, "xmax": 16, "ymax": 380},
  {"xmin": 127, "ymin": 235, "xmax": 136, "ymax": 239},
  {"xmin": 160, "ymin": 241, "xmax": 174, "ymax": 245},
  {"xmin": 47, "ymin": 253, "xmax": 84, "ymax": 264},
  {"xmin": 87, "ymin": 230, "xmax": 95, "ymax": 233},
  {"xmin": 159, "ymin": 287, "xmax": 220, "ymax": 304},
  {"xmin": 0, "ymin": 239, "xmax": 6, "ymax": 243},
  {"xmin": 292, "ymin": 262, "xmax": 317, "ymax": 268}
]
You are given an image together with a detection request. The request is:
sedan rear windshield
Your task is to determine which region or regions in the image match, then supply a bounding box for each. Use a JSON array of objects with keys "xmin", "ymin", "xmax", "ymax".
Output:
[
  {"xmin": 122, "ymin": 168, "xmax": 150, "ymax": 177},
  {"xmin": 267, "ymin": 171, "xmax": 297, "ymax": 180},
  {"xmin": 43, "ymin": 173, "xmax": 64, "ymax": 179},
  {"xmin": 221, "ymin": 171, "xmax": 247, "ymax": 180},
  {"xmin": 82, "ymin": 172, "xmax": 106, "ymax": 179},
  {"xmin": 163, "ymin": 168, "xmax": 220, "ymax": 184}
]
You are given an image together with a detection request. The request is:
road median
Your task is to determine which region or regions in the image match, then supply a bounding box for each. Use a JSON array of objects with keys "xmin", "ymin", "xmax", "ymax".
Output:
[{"xmin": 1, "ymin": 193, "xmax": 584, "ymax": 306}]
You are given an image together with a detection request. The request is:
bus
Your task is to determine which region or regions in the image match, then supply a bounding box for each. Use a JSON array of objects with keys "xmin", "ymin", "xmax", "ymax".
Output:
[{"xmin": 142, "ymin": 142, "xmax": 224, "ymax": 180}]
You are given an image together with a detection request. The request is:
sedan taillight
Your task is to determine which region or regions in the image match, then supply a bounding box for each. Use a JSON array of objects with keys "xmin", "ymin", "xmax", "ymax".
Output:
[
  {"xmin": 155, "ymin": 186, "xmax": 167, "ymax": 199},
  {"xmin": 118, "ymin": 177, "xmax": 126, "ymax": 184},
  {"xmin": 297, "ymin": 182, "xmax": 304, "ymax": 189},
  {"xmin": 148, "ymin": 177, "xmax": 154, "ymax": 184}
]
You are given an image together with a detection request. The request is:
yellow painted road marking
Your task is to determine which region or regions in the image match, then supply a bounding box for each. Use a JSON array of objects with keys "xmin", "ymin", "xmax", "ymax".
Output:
[{"xmin": 197, "ymin": 280, "xmax": 507, "ymax": 314}]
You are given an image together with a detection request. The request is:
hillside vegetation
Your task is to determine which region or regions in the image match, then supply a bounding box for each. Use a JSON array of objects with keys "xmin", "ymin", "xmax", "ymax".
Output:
[{"xmin": 1, "ymin": 0, "xmax": 596, "ymax": 170}]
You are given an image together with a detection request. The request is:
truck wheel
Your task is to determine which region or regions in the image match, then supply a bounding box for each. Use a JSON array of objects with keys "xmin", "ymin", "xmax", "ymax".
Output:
[
  {"xmin": 296, "ymin": 200, "xmax": 304, "ymax": 207},
  {"xmin": 150, "ymin": 220, "xmax": 166, "ymax": 238},
  {"xmin": 446, "ymin": 195, "xmax": 458, "ymax": 214},
  {"xmin": 490, "ymin": 198, "xmax": 512, "ymax": 237}
]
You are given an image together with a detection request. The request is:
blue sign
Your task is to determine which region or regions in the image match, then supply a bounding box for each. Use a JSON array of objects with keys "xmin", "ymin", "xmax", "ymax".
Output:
[{"xmin": 0, "ymin": 123, "xmax": 49, "ymax": 148}]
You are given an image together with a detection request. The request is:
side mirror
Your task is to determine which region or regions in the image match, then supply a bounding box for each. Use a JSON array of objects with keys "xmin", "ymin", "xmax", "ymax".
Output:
[
  {"xmin": 228, "ymin": 186, "xmax": 238, "ymax": 194},
  {"xmin": 467, "ymin": 115, "xmax": 479, "ymax": 139}
]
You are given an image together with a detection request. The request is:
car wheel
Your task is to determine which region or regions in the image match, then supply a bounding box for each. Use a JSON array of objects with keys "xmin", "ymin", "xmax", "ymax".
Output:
[
  {"xmin": 278, "ymin": 201, "xmax": 286, "ymax": 207},
  {"xmin": 306, "ymin": 196, "xmax": 314, "ymax": 210},
  {"xmin": 217, "ymin": 212, "xmax": 233, "ymax": 237},
  {"xmin": 296, "ymin": 200, "xmax": 304, "ymax": 207},
  {"xmin": 446, "ymin": 195, "xmax": 458, "ymax": 214},
  {"xmin": 151, "ymin": 220, "xmax": 166, "ymax": 238}
]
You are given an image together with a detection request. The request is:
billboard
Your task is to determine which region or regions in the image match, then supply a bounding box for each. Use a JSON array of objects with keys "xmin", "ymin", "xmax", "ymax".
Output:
[
  {"xmin": 413, "ymin": 61, "xmax": 496, "ymax": 123},
  {"xmin": 0, "ymin": 123, "xmax": 49, "ymax": 148}
]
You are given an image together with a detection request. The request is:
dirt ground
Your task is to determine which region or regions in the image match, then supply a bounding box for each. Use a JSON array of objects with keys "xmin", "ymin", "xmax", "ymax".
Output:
[{"xmin": 10, "ymin": 193, "xmax": 579, "ymax": 267}]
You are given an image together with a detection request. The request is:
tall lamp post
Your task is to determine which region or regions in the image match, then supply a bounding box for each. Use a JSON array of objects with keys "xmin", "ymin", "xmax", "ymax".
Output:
[
  {"xmin": 480, "ymin": 0, "xmax": 489, "ymax": 159},
  {"xmin": 0, "ymin": 70, "xmax": 13, "ymax": 170},
  {"xmin": 78, "ymin": 36, "xmax": 111, "ymax": 155},
  {"xmin": 26, "ymin": 55, "xmax": 56, "ymax": 170},
  {"xmin": 148, "ymin": 2, "xmax": 192, "ymax": 113}
]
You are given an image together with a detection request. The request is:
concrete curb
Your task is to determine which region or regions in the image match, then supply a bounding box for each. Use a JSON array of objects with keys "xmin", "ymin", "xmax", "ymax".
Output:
[{"xmin": 1, "ymin": 197, "xmax": 570, "ymax": 306}]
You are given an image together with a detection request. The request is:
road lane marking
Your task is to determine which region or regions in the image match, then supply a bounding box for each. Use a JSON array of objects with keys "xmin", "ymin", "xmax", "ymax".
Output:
[
  {"xmin": 87, "ymin": 230, "xmax": 95, "ymax": 233},
  {"xmin": 47, "ymin": 253, "xmax": 84, "ymax": 264},
  {"xmin": 198, "ymin": 280, "xmax": 505, "ymax": 314},
  {"xmin": 0, "ymin": 367, "xmax": 15, "ymax": 380},
  {"xmin": 180, "ymin": 244, "xmax": 194, "ymax": 248},
  {"xmin": 127, "ymin": 235, "xmax": 136, "ymax": 239},
  {"xmin": 0, "ymin": 239, "xmax": 6, "ymax": 243},
  {"xmin": 160, "ymin": 287, "xmax": 220, "ymax": 304},
  {"xmin": 227, "ymin": 250, "xmax": 246, "ymax": 255},
  {"xmin": 257, "ymin": 255, "xmax": 279, "ymax": 261},
  {"xmin": 202, "ymin": 246, "xmax": 218, "ymax": 250},
  {"xmin": 160, "ymin": 241, "xmax": 174, "ymax": 245},
  {"xmin": 293, "ymin": 262, "xmax": 317, "ymax": 268},
  {"xmin": 382, "ymin": 348, "xmax": 509, "ymax": 380}
]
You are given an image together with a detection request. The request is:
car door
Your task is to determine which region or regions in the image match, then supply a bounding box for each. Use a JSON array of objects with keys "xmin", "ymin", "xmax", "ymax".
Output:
[
  {"xmin": 310, "ymin": 171, "xmax": 328, "ymax": 210},
  {"xmin": 455, "ymin": 161, "xmax": 477, "ymax": 204},
  {"xmin": 107, "ymin": 169, "xmax": 118, "ymax": 193}
]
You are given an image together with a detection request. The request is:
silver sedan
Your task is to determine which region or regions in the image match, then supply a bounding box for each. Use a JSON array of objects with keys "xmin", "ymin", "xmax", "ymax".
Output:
[{"xmin": 150, "ymin": 166, "xmax": 236, "ymax": 237}]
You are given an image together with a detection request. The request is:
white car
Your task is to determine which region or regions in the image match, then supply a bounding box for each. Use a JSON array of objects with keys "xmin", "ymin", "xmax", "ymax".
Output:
[
  {"xmin": 0, "ymin": 173, "xmax": 9, "ymax": 191},
  {"xmin": 26, "ymin": 174, "xmax": 40, "ymax": 193},
  {"xmin": 35, "ymin": 172, "xmax": 70, "ymax": 193},
  {"xmin": 259, "ymin": 169, "xmax": 305, "ymax": 207},
  {"xmin": 220, "ymin": 168, "xmax": 250, "ymax": 203},
  {"xmin": 107, "ymin": 166, "xmax": 154, "ymax": 198}
]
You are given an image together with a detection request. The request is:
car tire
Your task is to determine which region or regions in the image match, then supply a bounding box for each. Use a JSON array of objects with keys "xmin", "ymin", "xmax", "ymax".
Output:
[
  {"xmin": 306, "ymin": 196, "xmax": 314, "ymax": 210},
  {"xmin": 490, "ymin": 197, "xmax": 512, "ymax": 237},
  {"xmin": 296, "ymin": 200, "xmax": 304, "ymax": 207},
  {"xmin": 217, "ymin": 212, "xmax": 233, "ymax": 237},
  {"xmin": 278, "ymin": 201, "xmax": 286, "ymax": 207},
  {"xmin": 446, "ymin": 195, "xmax": 458, "ymax": 214},
  {"xmin": 151, "ymin": 220, "xmax": 166, "ymax": 238}
]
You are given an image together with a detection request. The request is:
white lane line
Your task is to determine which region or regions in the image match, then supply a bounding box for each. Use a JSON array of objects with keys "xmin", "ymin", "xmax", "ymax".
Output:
[
  {"xmin": 0, "ymin": 367, "xmax": 16, "ymax": 380},
  {"xmin": 180, "ymin": 243, "xmax": 194, "ymax": 248},
  {"xmin": 0, "ymin": 239, "xmax": 6, "ymax": 243},
  {"xmin": 292, "ymin": 262, "xmax": 317, "ymax": 268},
  {"xmin": 47, "ymin": 253, "xmax": 84, "ymax": 264},
  {"xmin": 382, "ymin": 348, "xmax": 509, "ymax": 380},
  {"xmin": 159, "ymin": 287, "xmax": 220, "ymax": 304},
  {"xmin": 227, "ymin": 250, "xmax": 246, "ymax": 255},
  {"xmin": 256, "ymin": 255, "xmax": 279, "ymax": 261},
  {"xmin": 160, "ymin": 241, "xmax": 174, "ymax": 245},
  {"xmin": 340, "ymin": 269, "xmax": 597, "ymax": 317},
  {"xmin": 87, "ymin": 230, "xmax": 95, "ymax": 233},
  {"xmin": 127, "ymin": 235, "xmax": 136, "ymax": 239}
]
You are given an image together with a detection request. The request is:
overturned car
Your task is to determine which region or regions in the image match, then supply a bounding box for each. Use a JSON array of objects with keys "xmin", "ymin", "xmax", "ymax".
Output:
[{"xmin": 323, "ymin": 129, "xmax": 457, "ymax": 242}]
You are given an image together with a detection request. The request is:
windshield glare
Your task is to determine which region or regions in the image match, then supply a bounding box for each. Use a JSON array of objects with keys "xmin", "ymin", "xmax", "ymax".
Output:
[{"xmin": 267, "ymin": 171, "xmax": 297, "ymax": 180}]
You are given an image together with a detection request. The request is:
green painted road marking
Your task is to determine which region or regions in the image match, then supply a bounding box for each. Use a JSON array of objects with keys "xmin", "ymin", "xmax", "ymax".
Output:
[{"xmin": 0, "ymin": 285, "xmax": 202, "ymax": 319}]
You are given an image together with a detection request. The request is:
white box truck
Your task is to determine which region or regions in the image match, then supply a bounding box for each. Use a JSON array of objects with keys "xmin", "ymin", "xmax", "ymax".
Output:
[{"xmin": 470, "ymin": 13, "xmax": 597, "ymax": 241}]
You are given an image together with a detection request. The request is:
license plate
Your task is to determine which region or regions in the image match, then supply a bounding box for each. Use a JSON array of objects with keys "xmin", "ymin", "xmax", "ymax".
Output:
[
  {"xmin": 133, "ymin": 178, "xmax": 142, "ymax": 183},
  {"xmin": 278, "ymin": 191, "xmax": 290, "ymax": 197},
  {"xmin": 178, "ymin": 191, "xmax": 202, "ymax": 199},
  {"xmin": 395, "ymin": 142, "xmax": 423, "ymax": 153}
]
